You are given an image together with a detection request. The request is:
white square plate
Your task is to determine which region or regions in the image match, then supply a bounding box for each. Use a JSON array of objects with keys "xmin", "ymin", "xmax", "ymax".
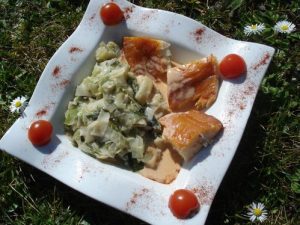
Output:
[{"xmin": 0, "ymin": 0, "xmax": 274, "ymax": 224}]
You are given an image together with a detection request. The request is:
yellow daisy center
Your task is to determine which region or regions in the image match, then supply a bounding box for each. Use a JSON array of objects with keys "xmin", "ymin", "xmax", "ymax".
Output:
[
  {"xmin": 251, "ymin": 24, "xmax": 257, "ymax": 30},
  {"xmin": 253, "ymin": 208, "xmax": 262, "ymax": 216},
  {"xmin": 15, "ymin": 101, "xmax": 22, "ymax": 107},
  {"xmin": 281, "ymin": 25, "xmax": 289, "ymax": 31}
]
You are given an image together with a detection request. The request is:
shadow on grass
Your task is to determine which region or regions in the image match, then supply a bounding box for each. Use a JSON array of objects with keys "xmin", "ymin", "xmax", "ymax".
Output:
[{"xmin": 205, "ymin": 90, "xmax": 272, "ymax": 225}]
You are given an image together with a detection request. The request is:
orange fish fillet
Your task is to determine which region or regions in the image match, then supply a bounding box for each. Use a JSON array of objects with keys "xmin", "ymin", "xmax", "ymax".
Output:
[
  {"xmin": 123, "ymin": 37, "xmax": 171, "ymax": 82},
  {"xmin": 194, "ymin": 75, "xmax": 219, "ymax": 110},
  {"xmin": 159, "ymin": 110, "xmax": 223, "ymax": 161},
  {"xmin": 167, "ymin": 55, "xmax": 219, "ymax": 111}
]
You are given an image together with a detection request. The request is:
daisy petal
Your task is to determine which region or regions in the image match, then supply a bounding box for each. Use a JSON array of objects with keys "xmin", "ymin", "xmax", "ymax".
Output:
[{"xmin": 250, "ymin": 215, "xmax": 256, "ymax": 222}]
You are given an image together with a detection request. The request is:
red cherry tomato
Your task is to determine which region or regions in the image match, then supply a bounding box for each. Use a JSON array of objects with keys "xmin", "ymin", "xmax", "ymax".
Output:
[
  {"xmin": 28, "ymin": 120, "xmax": 53, "ymax": 146},
  {"xmin": 169, "ymin": 189, "xmax": 200, "ymax": 219},
  {"xmin": 100, "ymin": 3, "xmax": 124, "ymax": 26},
  {"xmin": 219, "ymin": 54, "xmax": 247, "ymax": 79}
]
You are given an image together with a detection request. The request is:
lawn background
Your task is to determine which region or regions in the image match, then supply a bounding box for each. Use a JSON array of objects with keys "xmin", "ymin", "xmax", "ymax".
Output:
[{"xmin": 0, "ymin": 0, "xmax": 299, "ymax": 224}]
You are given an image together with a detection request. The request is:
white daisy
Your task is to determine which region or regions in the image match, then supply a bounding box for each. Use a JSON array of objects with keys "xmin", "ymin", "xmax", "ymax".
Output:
[
  {"xmin": 244, "ymin": 23, "xmax": 265, "ymax": 36},
  {"xmin": 246, "ymin": 202, "xmax": 268, "ymax": 223},
  {"xmin": 9, "ymin": 96, "xmax": 27, "ymax": 113},
  {"xmin": 274, "ymin": 20, "xmax": 296, "ymax": 34}
]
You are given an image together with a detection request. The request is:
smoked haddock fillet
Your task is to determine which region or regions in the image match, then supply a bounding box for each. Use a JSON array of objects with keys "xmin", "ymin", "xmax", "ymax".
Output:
[
  {"xmin": 159, "ymin": 110, "xmax": 223, "ymax": 161},
  {"xmin": 167, "ymin": 55, "xmax": 219, "ymax": 111},
  {"xmin": 123, "ymin": 37, "xmax": 171, "ymax": 82}
]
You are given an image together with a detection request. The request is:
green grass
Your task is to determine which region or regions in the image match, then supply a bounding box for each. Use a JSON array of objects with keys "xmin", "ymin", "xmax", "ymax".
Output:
[{"xmin": 0, "ymin": 0, "xmax": 299, "ymax": 224}]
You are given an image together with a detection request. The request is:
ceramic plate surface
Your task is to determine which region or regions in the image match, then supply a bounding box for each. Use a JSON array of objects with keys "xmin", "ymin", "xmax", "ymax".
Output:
[{"xmin": 0, "ymin": 0, "xmax": 275, "ymax": 224}]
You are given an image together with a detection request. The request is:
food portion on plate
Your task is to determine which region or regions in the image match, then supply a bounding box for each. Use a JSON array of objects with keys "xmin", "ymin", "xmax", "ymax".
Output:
[
  {"xmin": 169, "ymin": 189, "xmax": 200, "ymax": 219},
  {"xmin": 167, "ymin": 56, "xmax": 219, "ymax": 111},
  {"xmin": 64, "ymin": 37, "xmax": 224, "ymax": 184},
  {"xmin": 123, "ymin": 36, "xmax": 171, "ymax": 82},
  {"xmin": 28, "ymin": 120, "xmax": 53, "ymax": 146},
  {"xmin": 159, "ymin": 110, "xmax": 223, "ymax": 162},
  {"xmin": 64, "ymin": 41, "xmax": 168, "ymax": 172}
]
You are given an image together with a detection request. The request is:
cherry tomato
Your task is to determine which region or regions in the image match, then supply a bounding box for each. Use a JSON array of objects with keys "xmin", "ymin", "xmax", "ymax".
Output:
[
  {"xmin": 219, "ymin": 54, "xmax": 247, "ymax": 79},
  {"xmin": 168, "ymin": 189, "xmax": 200, "ymax": 219},
  {"xmin": 28, "ymin": 120, "xmax": 53, "ymax": 146},
  {"xmin": 100, "ymin": 3, "xmax": 124, "ymax": 26}
]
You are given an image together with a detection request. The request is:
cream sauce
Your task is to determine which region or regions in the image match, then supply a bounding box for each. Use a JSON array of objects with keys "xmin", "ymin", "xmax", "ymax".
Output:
[
  {"xmin": 175, "ymin": 87, "xmax": 195, "ymax": 100},
  {"xmin": 139, "ymin": 148, "xmax": 182, "ymax": 184},
  {"xmin": 167, "ymin": 67, "xmax": 185, "ymax": 91}
]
